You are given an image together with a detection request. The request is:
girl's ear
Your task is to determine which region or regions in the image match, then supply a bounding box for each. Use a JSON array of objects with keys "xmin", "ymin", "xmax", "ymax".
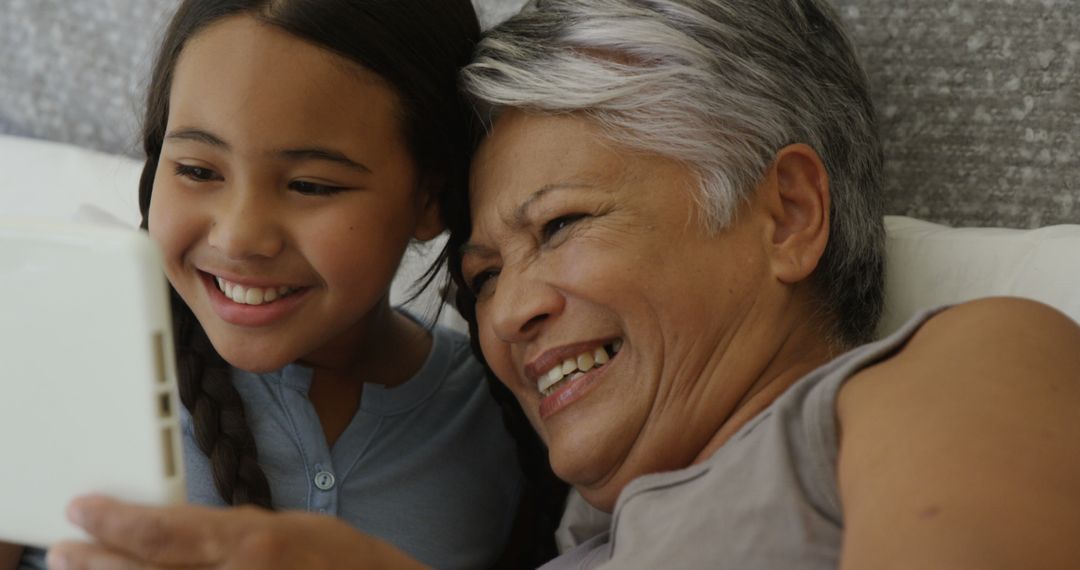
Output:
[
  {"xmin": 412, "ymin": 190, "xmax": 445, "ymax": 242},
  {"xmin": 758, "ymin": 143, "xmax": 830, "ymax": 285}
]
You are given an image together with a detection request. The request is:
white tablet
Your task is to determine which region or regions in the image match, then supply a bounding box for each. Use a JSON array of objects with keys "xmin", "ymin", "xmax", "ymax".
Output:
[{"xmin": 0, "ymin": 220, "xmax": 186, "ymax": 548}]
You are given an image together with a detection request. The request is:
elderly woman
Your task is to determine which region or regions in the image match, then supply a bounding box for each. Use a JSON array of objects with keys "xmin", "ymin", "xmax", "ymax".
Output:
[
  {"xmin": 444, "ymin": 0, "xmax": 1080, "ymax": 567},
  {"xmin": 49, "ymin": 0, "xmax": 1080, "ymax": 569}
]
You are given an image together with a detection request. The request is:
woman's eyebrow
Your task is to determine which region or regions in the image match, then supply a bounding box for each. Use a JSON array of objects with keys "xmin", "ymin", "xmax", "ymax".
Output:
[
  {"xmin": 459, "ymin": 181, "xmax": 596, "ymax": 258},
  {"xmin": 458, "ymin": 242, "xmax": 497, "ymax": 261},
  {"xmin": 512, "ymin": 182, "xmax": 593, "ymax": 227}
]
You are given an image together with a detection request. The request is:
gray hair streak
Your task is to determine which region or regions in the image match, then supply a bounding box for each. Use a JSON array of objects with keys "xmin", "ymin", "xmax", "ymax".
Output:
[{"xmin": 461, "ymin": 0, "xmax": 885, "ymax": 346}]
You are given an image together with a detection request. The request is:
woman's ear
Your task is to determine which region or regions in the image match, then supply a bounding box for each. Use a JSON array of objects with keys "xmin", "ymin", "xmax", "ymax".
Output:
[{"xmin": 759, "ymin": 143, "xmax": 830, "ymax": 284}]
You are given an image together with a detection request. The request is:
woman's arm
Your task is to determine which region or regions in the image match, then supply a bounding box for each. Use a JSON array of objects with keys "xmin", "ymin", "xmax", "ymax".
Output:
[
  {"xmin": 837, "ymin": 297, "xmax": 1080, "ymax": 569},
  {"xmin": 47, "ymin": 497, "xmax": 429, "ymax": 570},
  {"xmin": 0, "ymin": 541, "xmax": 23, "ymax": 570}
]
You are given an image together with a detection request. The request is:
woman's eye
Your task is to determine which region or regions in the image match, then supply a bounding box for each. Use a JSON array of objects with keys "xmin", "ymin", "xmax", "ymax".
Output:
[
  {"xmin": 541, "ymin": 213, "xmax": 587, "ymax": 242},
  {"xmin": 290, "ymin": 180, "xmax": 348, "ymax": 196},
  {"xmin": 174, "ymin": 164, "xmax": 221, "ymax": 182},
  {"xmin": 469, "ymin": 270, "xmax": 499, "ymax": 298}
]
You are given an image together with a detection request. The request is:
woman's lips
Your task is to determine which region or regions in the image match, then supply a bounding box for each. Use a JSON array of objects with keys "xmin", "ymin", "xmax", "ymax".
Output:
[
  {"xmin": 201, "ymin": 271, "xmax": 310, "ymax": 327},
  {"xmin": 537, "ymin": 347, "xmax": 619, "ymax": 419}
]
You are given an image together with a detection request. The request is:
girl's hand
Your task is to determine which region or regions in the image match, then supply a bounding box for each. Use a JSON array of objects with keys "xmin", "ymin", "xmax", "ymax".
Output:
[{"xmin": 47, "ymin": 496, "xmax": 429, "ymax": 570}]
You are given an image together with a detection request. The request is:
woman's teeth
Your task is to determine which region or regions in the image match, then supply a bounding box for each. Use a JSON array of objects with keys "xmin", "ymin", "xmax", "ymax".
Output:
[
  {"xmin": 538, "ymin": 341, "xmax": 622, "ymax": 396},
  {"xmin": 215, "ymin": 277, "xmax": 296, "ymax": 306}
]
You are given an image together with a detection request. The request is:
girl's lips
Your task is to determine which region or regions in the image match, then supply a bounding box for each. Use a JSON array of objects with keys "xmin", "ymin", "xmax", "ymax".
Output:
[
  {"xmin": 537, "ymin": 350, "xmax": 617, "ymax": 420},
  {"xmin": 200, "ymin": 272, "xmax": 310, "ymax": 327}
]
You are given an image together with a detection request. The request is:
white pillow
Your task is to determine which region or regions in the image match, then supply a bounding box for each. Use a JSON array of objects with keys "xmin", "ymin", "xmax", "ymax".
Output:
[
  {"xmin": 880, "ymin": 215, "xmax": 1080, "ymax": 336},
  {"xmin": 0, "ymin": 134, "xmax": 463, "ymax": 330},
  {"xmin": 0, "ymin": 134, "xmax": 143, "ymax": 225}
]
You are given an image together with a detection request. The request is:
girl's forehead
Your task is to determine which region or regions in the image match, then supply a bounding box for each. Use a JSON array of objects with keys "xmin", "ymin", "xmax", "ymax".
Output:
[
  {"xmin": 176, "ymin": 15, "xmax": 390, "ymax": 99},
  {"xmin": 168, "ymin": 15, "xmax": 407, "ymax": 160}
]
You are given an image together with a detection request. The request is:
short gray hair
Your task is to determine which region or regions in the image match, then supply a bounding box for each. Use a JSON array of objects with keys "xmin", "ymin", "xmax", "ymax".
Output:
[{"xmin": 461, "ymin": 0, "xmax": 885, "ymax": 346}]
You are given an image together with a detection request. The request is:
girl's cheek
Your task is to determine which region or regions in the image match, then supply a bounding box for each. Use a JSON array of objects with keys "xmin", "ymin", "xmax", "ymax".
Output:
[{"xmin": 147, "ymin": 186, "xmax": 194, "ymax": 265}]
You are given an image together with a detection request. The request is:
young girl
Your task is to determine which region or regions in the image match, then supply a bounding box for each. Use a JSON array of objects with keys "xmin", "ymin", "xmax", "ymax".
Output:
[{"xmin": 2, "ymin": 0, "xmax": 553, "ymax": 568}]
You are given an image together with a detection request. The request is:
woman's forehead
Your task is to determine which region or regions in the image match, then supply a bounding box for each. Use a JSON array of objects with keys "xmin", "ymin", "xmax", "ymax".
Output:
[{"xmin": 470, "ymin": 112, "xmax": 624, "ymax": 207}]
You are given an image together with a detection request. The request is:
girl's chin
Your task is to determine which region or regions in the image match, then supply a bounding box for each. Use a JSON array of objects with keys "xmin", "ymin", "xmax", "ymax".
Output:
[
  {"xmin": 205, "ymin": 338, "xmax": 294, "ymax": 373},
  {"xmin": 224, "ymin": 353, "xmax": 292, "ymax": 373}
]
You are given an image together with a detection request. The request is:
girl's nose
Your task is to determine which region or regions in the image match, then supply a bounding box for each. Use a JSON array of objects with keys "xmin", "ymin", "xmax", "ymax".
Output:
[{"xmin": 206, "ymin": 184, "xmax": 285, "ymax": 260}]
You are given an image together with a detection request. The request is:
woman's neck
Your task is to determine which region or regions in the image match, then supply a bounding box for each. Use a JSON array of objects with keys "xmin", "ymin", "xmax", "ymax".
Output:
[{"xmin": 693, "ymin": 296, "xmax": 839, "ymax": 464}]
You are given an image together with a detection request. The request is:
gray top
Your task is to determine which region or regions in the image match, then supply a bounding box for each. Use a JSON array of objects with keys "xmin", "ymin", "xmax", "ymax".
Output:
[
  {"xmin": 18, "ymin": 320, "xmax": 522, "ymax": 570},
  {"xmin": 543, "ymin": 308, "xmax": 941, "ymax": 569}
]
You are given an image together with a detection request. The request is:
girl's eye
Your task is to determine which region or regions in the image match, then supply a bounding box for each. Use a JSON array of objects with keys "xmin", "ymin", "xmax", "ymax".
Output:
[
  {"xmin": 174, "ymin": 164, "xmax": 222, "ymax": 182},
  {"xmin": 289, "ymin": 180, "xmax": 349, "ymax": 196},
  {"xmin": 469, "ymin": 270, "xmax": 499, "ymax": 298},
  {"xmin": 541, "ymin": 213, "xmax": 588, "ymax": 242}
]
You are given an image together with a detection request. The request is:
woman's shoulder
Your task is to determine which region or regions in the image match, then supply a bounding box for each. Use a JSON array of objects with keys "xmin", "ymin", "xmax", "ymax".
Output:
[
  {"xmin": 850, "ymin": 296, "xmax": 1079, "ymax": 395},
  {"xmin": 839, "ymin": 296, "xmax": 1080, "ymax": 439},
  {"xmin": 907, "ymin": 296, "xmax": 1079, "ymax": 351},
  {"xmin": 834, "ymin": 297, "xmax": 1080, "ymax": 567}
]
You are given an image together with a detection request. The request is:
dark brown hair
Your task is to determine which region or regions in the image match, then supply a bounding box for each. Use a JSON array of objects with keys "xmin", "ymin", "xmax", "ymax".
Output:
[{"xmin": 139, "ymin": 0, "xmax": 480, "ymax": 509}]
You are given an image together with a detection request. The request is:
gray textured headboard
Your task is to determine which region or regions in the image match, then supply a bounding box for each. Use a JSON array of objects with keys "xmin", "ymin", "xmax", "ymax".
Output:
[
  {"xmin": 832, "ymin": 0, "xmax": 1079, "ymax": 228},
  {"xmin": 2, "ymin": 0, "xmax": 1076, "ymax": 228}
]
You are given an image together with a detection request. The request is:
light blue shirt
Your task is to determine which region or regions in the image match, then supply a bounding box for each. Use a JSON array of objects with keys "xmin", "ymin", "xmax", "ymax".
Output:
[{"xmin": 185, "ymin": 322, "xmax": 522, "ymax": 569}]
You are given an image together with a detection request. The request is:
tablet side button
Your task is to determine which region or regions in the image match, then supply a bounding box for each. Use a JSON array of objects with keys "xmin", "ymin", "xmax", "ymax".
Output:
[
  {"xmin": 152, "ymin": 331, "xmax": 167, "ymax": 384},
  {"xmin": 161, "ymin": 426, "xmax": 177, "ymax": 478},
  {"xmin": 158, "ymin": 392, "xmax": 172, "ymax": 418}
]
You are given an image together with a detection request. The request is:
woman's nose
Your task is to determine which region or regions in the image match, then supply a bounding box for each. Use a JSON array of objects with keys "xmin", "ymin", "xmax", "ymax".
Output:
[
  {"xmin": 206, "ymin": 184, "xmax": 285, "ymax": 260},
  {"xmin": 487, "ymin": 265, "xmax": 564, "ymax": 344}
]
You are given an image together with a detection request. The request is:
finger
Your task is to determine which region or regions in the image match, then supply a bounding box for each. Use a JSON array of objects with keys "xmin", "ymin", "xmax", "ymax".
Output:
[
  {"xmin": 48, "ymin": 541, "xmax": 159, "ymax": 570},
  {"xmin": 68, "ymin": 495, "xmax": 240, "ymax": 565}
]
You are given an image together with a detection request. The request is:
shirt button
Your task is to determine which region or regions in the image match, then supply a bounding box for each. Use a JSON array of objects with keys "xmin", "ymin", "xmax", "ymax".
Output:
[{"xmin": 314, "ymin": 470, "xmax": 336, "ymax": 491}]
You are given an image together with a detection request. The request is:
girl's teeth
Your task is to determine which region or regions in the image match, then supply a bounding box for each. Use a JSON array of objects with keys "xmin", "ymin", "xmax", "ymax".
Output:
[
  {"xmin": 594, "ymin": 347, "xmax": 610, "ymax": 365},
  {"xmin": 561, "ymin": 358, "xmax": 576, "ymax": 375},
  {"xmin": 215, "ymin": 277, "xmax": 294, "ymax": 306},
  {"xmin": 612, "ymin": 339, "xmax": 623, "ymax": 353},
  {"xmin": 245, "ymin": 288, "xmax": 264, "ymax": 305}
]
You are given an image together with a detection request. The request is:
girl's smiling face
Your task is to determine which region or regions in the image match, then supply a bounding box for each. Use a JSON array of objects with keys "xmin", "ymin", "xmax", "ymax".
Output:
[{"xmin": 149, "ymin": 15, "xmax": 441, "ymax": 373}]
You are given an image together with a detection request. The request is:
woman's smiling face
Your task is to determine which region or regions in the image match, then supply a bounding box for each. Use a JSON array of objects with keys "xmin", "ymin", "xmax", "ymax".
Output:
[{"xmin": 462, "ymin": 110, "xmax": 783, "ymax": 509}]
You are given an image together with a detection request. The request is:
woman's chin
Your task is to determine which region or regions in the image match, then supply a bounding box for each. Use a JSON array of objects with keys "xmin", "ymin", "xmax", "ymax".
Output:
[
  {"xmin": 571, "ymin": 483, "xmax": 620, "ymax": 514},
  {"xmin": 549, "ymin": 447, "xmax": 624, "ymax": 511}
]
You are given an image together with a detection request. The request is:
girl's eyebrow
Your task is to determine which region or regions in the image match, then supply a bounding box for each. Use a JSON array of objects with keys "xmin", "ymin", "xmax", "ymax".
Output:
[
  {"xmin": 163, "ymin": 128, "xmax": 371, "ymax": 173},
  {"xmin": 165, "ymin": 127, "xmax": 227, "ymax": 148},
  {"xmin": 279, "ymin": 147, "xmax": 372, "ymax": 174}
]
